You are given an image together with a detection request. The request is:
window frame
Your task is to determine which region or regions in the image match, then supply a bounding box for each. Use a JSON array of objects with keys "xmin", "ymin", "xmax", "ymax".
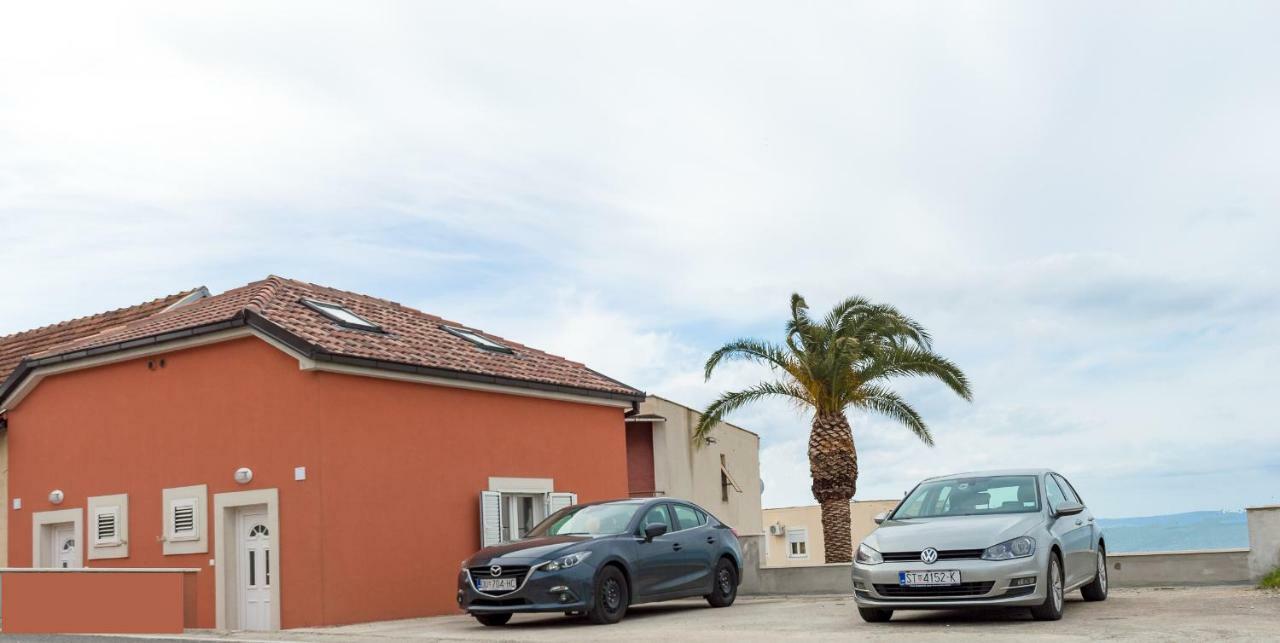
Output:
[
  {"xmin": 669, "ymin": 503, "xmax": 703, "ymax": 533},
  {"xmin": 1053, "ymin": 473, "xmax": 1085, "ymax": 506},
  {"xmin": 300, "ymin": 298, "xmax": 383, "ymax": 332},
  {"xmin": 441, "ymin": 325, "xmax": 514, "ymax": 354},
  {"xmin": 1043, "ymin": 474, "xmax": 1069, "ymax": 512},
  {"xmin": 786, "ymin": 527, "xmax": 809, "ymax": 559}
]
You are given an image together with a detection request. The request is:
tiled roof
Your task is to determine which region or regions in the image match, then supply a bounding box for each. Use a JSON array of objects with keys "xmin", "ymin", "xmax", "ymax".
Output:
[
  {"xmin": 0, "ymin": 289, "xmax": 203, "ymax": 386},
  {"xmin": 24, "ymin": 276, "xmax": 643, "ymax": 400}
]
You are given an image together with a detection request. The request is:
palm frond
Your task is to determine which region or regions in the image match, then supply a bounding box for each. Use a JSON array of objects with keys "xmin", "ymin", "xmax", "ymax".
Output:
[
  {"xmin": 692, "ymin": 381, "xmax": 812, "ymax": 443},
  {"xmin": 855, "ymin": 386, "xmax": 935, "ymax": 446},
  {"xmin": 857, "ymin": 346, "xmax": 973, "ymax": 401},
  {"xmin": 703, "ymin": 338, "xmax": 796, "ymax": 380}
]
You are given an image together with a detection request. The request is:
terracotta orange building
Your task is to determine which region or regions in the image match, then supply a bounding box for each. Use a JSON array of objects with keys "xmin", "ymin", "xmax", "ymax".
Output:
[{"xmin": 0, "ymin": 277, "xmax": 643, "ymax": 630}]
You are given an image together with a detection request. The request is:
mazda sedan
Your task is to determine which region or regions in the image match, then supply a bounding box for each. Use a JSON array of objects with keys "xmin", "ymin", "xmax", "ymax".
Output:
[
  {"xmin": 458, "ymin": 498, "xmax": 743, "ymax": 626},
  {"xmin": 852, "ymin": 469, "xmax": 1108, "ymax": 622}
]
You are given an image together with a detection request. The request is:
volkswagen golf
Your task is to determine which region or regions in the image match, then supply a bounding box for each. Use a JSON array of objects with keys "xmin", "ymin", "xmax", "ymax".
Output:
[
  {"xmin": 458, "ymin": 498, "xmax": 743, "ymax": 626},
  {"xmin": 852, "ymin": 469, "xmax": 1108, "ymax": 622}
]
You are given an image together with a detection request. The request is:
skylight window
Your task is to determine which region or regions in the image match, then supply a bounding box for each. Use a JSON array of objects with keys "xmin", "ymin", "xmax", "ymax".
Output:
[
  {"xmin": 442, "ymin": 325, "xmax": 513, "ymax": 354},
  {"xmin": 301, "ymin": 299, "xmax": 382, "ymax": 332}
]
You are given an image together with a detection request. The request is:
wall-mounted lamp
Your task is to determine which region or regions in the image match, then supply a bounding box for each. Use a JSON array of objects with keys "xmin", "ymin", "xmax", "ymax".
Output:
[
  {"xmin": 48, "ymin": 489, "xmax": 65, "ymax": 505},
  {"xmin": 234, "ymin": 467, "xmax": 254, "ymax": 485}
]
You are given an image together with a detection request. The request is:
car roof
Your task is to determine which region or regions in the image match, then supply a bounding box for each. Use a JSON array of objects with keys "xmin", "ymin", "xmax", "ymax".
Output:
[{"xmin": 923, "ymin": 468, "xmax": 1057, "ymax": 481}]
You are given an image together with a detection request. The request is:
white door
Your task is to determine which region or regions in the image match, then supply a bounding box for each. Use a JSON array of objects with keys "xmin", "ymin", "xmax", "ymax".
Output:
[
  {"xmin": 237, "ymin": 508, "xmax": 272, "ymax": 630},
  {"xmin": 51, "ymin": 523, "xmax": 77, "ymax": 569}
]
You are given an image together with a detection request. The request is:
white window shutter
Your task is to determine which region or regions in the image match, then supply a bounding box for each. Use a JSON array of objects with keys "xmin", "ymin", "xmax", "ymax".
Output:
[
  {"xmin": 548, "ymin": 492, "xmax": 577, "ymax": 516},
  {"xmin": 480, "ymin": 491, "xmax": 502, "ymax": 548},
  {"xmin": 94, "ymin": 506, "xmax": 121, "ymax": 546}
]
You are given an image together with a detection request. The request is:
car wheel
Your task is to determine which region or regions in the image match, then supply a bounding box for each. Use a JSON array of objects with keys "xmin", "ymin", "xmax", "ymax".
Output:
[
  {"xmin": 473, "ymin": 613, "xmax": 512, "ymax": 627},
  {"xmin": 1080, "ymin": 545, "xmax": 1108, "ymax": 602},
  {"xmin": 706, "ymin": 557, "xmax": 738, "ymax": 607},
  {"xmin": 586, "ymin": 565, "xmax": 629, "ymax": 625},
  {"xmin": 1030, "ymin": 553, "xmax": 1065, "ymax": 621},
  {"xmin": 858, "ymin": 607, "xmax": 893, "ymax": 623}
]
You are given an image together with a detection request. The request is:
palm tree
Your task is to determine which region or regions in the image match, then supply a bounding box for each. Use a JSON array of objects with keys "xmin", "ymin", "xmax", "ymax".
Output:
[{"xmin": 694, "ymin": 294, "xmax": 971, "ymax": 563}]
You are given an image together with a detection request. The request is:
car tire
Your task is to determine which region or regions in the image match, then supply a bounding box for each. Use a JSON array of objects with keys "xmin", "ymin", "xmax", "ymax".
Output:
[
  {"xmin": 706, "ymin": 557, "xmax": 738, "ymax": 608},
  {"xmin": 858, "ymin": 607, "xmax": 893, "ymax": 623},
  {"xmin": 1080, "ymin": 545, "xmax": 1108, "ymax": 602},
  {"xmin": 586, "ymin": 565, "xmax": 629, "ymax": 625},
  {"xmin": 473, "ymin": 613, "xmax": 512, "ymax": 627},
  {"xmin": 1030, "ymin": 553, "xmax": 1065, "ymax": 621}
]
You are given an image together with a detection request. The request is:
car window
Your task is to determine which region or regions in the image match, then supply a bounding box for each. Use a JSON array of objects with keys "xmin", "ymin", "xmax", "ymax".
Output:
[
  {"xmin": 641, "ymin": 505, "xmax": 673, "ymax": 533},
  {"xmin": 892, "ymin": 475, "xmax": 1040, "ymax": 519},
  {"xmin": 671, "ymin": 504, "xmax": 701, "ymax": 531},
  {"xmin": 1044, "ymin": 475, "xmax": 1068, "ymax": 511},
  {"xmin": 1054, "ymin": 474, "xmax": 1083, "ymax": 505},
  {"xmin": 529, "ymin": 503, "xmax": 642, "ymax": 537}
]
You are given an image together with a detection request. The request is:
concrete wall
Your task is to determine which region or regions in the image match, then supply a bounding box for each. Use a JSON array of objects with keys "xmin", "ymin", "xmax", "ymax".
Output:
[
  {"xmin": 1247, "ymin": 505, "xmax": 1280, "ymax": 581},
  {"xmin": 1108, "ymin": 549, "xmax": 1251, "ymax": 587},
  {"xmin": 641, "ymin": 396, "xmax": 763, "ymax": 535},
  {"xmin": 761, "ymin": 499, "xmax": 898, "ymax": 567}
]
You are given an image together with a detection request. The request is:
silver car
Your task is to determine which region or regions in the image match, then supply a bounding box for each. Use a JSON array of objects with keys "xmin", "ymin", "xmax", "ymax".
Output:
[{"xmin": 851, "ymin": 469, "xmax": 1107, "ymax": 622}]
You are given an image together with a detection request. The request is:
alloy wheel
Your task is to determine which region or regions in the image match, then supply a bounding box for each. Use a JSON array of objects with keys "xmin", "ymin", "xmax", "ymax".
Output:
[
  {"xmin": 602, "ymin": 578, "xmax": 622, "ymax": 611},
  {"xmin": 1051, "ymin": 559, "xmax": 1063, "ymax": 612},
  {"xmin": 1098, "ymin": 551, "xmax": 1108, "ymax": 592}
]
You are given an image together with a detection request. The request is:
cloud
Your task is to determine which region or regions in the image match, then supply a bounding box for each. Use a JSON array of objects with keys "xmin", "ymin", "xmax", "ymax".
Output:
[{"xmin": 2, "ymin": 1, "xmax": 1278, "ymax": 515}]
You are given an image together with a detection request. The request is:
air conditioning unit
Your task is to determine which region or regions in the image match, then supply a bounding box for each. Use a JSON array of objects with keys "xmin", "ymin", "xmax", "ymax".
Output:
[{"xmin": 768, "ymin": 522, "xmax": 787, "ymax": 536}]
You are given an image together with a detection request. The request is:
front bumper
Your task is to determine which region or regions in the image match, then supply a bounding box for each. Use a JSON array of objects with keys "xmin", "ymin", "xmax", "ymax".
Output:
[
  {"xmin": 851, "ymin": 553, "xmax": 1047, "ymax": 609},
  {"xmin": 457, "ymin": 561, "xmax": 598, "ymax": 614}
]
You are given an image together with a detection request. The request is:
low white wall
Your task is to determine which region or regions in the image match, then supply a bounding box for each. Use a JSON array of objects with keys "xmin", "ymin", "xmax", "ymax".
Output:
[
  {"xmin": 1247, "ymin": 505, "xmax": 1280, "ymax": 581},
  {"xmin": 1108, "ymin": 549, "xmax": 1250, "ymax": 587}
]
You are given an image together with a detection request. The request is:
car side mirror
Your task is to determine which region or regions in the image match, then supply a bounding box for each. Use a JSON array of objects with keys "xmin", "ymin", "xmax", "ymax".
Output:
[
  {"xmin": 643, "ymin": 523, "xmax": 668, "ymax": 542},
  {"xmin": 873, "ymin": 512, "xmax": 888, "ymax": 525},
  {"xmin": 1055, "ymin": 501, "xmax": 1085, "ymax": 517}
]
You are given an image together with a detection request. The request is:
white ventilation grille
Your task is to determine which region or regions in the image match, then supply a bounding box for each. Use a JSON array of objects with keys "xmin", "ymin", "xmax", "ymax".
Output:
[
  {"xmin": 171, "ymin": 499, "xmax": 198, "ymax": 541},
  {"xmin": 95, "ymin": 507, "xmax": 120, "ymax": 545}
]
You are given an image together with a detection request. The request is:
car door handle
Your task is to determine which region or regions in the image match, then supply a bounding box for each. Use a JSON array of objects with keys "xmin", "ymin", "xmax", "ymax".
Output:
[
  {"xmin": 1074, "ymin": 519, "xmax": 1083, "ymax": 526},
  {"xmin": 1087, "ymin": 517, "xmax": 1095, "ymax": 522},
  {"xmin": 672, "ymin": 543, "xmax": 682, "ymax": 551},
  {"xmin": 706, "ymin": 536, "xmax": 716, "ymax": 544}
]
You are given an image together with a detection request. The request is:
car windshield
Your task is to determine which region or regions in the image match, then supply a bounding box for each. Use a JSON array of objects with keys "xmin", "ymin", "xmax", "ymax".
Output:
[
  {"xmin": 892, "ymin": 475, "xmax": 1040, "ymax": 519},
  {"xmin": 527, "ymin": 503, "xmax": 642, "ymax": 537}
]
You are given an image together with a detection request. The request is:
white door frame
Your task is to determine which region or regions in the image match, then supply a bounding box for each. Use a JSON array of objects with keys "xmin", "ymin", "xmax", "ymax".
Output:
[
  {"xmin": 214, "ymin": 488, "xmax": 280, "ymax": 631},
  {"xmin": 32, "ymin": 508, "xmax": 82, "ymax": 568}
]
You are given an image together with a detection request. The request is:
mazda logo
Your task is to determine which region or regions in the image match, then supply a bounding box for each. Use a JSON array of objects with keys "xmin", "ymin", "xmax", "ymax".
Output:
[
  {"xmin": 921, "ymin": 547, "xmax": 939, "ymax": 565},
  {"xmin": 490, "ymin": 565, "xmax": 503, "ymax": 577}
]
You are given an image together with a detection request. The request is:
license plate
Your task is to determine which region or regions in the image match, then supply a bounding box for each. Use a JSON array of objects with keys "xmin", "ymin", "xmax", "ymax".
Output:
[
  {"xmin": 899, "ymin": 570, "xmax": 961, "ymax": 586},
  {"xmin": 477, "ymin": 577, "xmax": 518, "ymax": 592}
]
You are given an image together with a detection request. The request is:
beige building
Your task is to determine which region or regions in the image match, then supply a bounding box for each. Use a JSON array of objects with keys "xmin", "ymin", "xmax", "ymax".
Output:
[
  {"xmin": 626, "ymin": 396, "xmax": 763, "ymax": 536},
  {"xmin": 762, "ymin": 499, "xmax": 899, "ymax": 567}
]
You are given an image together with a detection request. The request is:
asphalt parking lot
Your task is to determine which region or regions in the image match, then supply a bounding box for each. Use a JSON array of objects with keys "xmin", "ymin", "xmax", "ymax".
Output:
[{"xmin": 7, "ymin": 586, "xmax": 1277, "ymax": 642}]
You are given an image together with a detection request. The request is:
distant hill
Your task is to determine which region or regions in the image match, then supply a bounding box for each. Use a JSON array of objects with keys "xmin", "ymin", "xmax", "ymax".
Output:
[{"xmin": 1096, "ymin": 510, "xmax": 1248, "ymax": 553}]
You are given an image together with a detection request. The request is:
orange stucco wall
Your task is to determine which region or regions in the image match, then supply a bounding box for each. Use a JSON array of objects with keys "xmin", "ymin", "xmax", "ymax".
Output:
[
  {"xmin": 5, "ymin": 336, "xmax": 629, "ymax": 628},
  {"xmin": 0, "ymin": 571, "xmax": 194, "ymax": 633}
]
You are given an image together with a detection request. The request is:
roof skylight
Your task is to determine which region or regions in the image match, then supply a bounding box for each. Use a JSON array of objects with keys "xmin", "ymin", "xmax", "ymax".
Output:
[
  {"xmin": 442, "ymin": 325, "xmax": 513, "ymax": 354},
  {"xmin": 301, "ymin": 299, "xmax": 382, "ymax": 332}
]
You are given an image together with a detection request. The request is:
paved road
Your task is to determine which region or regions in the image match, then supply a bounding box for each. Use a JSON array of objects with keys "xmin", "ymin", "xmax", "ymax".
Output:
[{"xmin": 5, "ymin": 586, "xmax": 1277, "ymax": 642}]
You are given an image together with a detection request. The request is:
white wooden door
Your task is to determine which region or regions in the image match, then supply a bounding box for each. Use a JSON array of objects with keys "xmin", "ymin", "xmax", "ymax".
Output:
[
  {"xmin": 52, "ymin": 524, "xmax": 77, "ymax": 569},
  {"xmin": 237, "ymin": 508, "xmax": 272, "ymax": 630}
]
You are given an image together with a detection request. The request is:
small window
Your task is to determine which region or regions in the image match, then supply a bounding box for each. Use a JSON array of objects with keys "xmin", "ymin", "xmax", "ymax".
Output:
[
  {"xmin": 672, "ymin": 504, "xmax": 701, "ymax": 531},
  {"xmin": 301, "ymin": 299, "xmax": 382, "ymax": 332},
  {"xmin": 170, "ymin": 499, "xmax": 199, "ymax": 542},
  {"xmin": 94, "ymin": 507, "xmax": 120, "ymax": 546},
  {"xmin": 787, "ymin": 528, "xmax": 808, "ymax": 558},
  {"xmin": 641, "ymin": 505, "xmax": 673, "ymax": 533},
  {"xmin": 442, "ymin": 325, "xmax": 513, "ymax": 354}
]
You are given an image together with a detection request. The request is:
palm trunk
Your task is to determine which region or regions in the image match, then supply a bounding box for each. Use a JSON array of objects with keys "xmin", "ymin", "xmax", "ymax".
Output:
[{"xmin": 809, "ymin": 410, "xmax": 858, "ymax": 563}]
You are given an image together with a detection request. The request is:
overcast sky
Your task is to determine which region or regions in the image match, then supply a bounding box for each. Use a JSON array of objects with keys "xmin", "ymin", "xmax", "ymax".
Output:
[{"xmin": 3, "ymin": 2, "xmax": 1277, "ymax": 518}]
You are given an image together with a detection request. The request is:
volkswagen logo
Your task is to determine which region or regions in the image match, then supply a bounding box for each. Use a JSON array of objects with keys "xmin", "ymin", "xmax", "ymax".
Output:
[
  {"xmin": 920, "ymin": 547, "xmax": 939, "ymax": 565},
  {"xmin": 489, "ymin": 565, "xmax": 503, "ymax": 577}
]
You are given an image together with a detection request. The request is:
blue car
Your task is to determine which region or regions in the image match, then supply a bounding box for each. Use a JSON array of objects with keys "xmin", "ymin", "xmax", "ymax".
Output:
[{"xmin": 457, "ymin": 497, "xmax": 743, "ymax": 626}]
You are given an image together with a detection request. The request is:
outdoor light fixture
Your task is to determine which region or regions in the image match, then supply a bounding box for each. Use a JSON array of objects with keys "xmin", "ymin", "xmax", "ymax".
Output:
[
  {"xmin": 234, "ymin": 467, "xmax": 254, "ymax": 484},
  {"xmin": 48, "ymin": 489, "xmax": 64, "ymax": 505}
]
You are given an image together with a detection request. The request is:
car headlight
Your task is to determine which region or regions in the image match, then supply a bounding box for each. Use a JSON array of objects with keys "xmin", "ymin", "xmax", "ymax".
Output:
[
  {"xmin": 981, "ymin": 536, "xmax": 1036, "ymax": 560},
  {"xmin": 856, "ymin": 544, "xmax": 883, "ymax": 565},
  {"xmin": 543, "ymin": 551, "xmax": 592, "ymax": 571}
]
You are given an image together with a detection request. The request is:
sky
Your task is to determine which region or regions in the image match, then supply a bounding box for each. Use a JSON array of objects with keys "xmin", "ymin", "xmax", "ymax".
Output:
[{"xmin": 2, "ymin": 2, "xmax": 1277, "ymax": 518}]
